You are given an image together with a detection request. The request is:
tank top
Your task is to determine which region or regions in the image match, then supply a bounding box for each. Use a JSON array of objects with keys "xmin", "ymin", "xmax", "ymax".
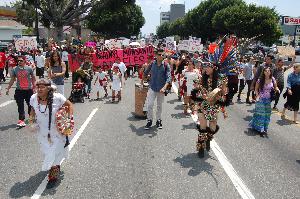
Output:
[{"xmin": 51, "ymin": 64, "xmax": 64, "ymax": 85}]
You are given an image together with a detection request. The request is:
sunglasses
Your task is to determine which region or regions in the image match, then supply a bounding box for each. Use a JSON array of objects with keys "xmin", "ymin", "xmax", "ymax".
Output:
[{"xmin": 17, "ymin": 60, "xmax": 24, "ymax": 62}]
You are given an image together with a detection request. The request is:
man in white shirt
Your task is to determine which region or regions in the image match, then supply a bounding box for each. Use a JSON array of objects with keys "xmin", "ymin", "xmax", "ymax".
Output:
[{"xmin": 35, "ymin": 50, "xmax": 45, "ymax": 78}]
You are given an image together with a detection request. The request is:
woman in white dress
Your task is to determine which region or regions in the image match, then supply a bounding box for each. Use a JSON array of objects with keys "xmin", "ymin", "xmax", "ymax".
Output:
[
  {"xmin": 111, "ymin": 66, "xmax": 122, "ymax": 102},
  {"xmin": 29, "ymin": 79, "xmax": 73, "ymax": 186},
  {"xmin": 181, "ymin": 61, "xmax": 200, "ymax": 114}
]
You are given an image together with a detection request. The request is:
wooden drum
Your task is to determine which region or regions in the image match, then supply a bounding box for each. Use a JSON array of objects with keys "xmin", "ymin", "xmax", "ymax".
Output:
[{"xmin": 134, "ymin": 82, "xmax": 149, "ymax": 119}]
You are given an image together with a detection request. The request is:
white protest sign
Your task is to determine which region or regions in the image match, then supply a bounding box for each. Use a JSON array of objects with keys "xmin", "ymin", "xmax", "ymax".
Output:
[
  {"xmin": 122, "ymin": 39, "xmax": 130, "ymax": 46},
  {"xmin": 15, "ymin": 37, "xmax": 37, "ymax": 51},
  {"xmin": 189, "ymin": 39, "xmax": 203, "ymax": 53},
  {"xmin": 63, "ymin": 26, "xmax": 72, "ymax": 34},
  {"xmin": 166, "ymin": 37, "xmax": 175, "ymax": 50},
  {"xmin": 177, "ymin": 38, "xmax": 203, "ymax": 52},
  {"xmin": 106, "ymin": 39, "xmax": 123, "ymax": 49},
  {"xmin": 177, "ymin": 40, "xmax": 190, "ymax": 51}
]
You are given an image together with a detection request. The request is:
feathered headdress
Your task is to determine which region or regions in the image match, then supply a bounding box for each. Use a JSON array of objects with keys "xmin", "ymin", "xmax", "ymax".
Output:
[{"xmin": 209, "ymin": 35, "xmax": 238, "ymax": 74}]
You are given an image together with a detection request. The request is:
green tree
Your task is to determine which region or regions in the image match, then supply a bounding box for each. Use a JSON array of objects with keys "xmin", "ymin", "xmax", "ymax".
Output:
[
  {"xmin": 156, "ymin": 22, "xmax": 170, "ymax": 39},
  {"xmin": 184, "ymin": 0, "xmax": 245, "ymax": 40},
  {"xmin": 87, "ymin": 0, "xmax": 145, "ymax": 38},
  {"xmin": 15, "ymin": 0, "xmax": 98, "ymax": 41},
  {"xmin": 13, "ymin": 0, "xmax": 35, "ymax": 28},
  {"xmin": 212, "ymin": 4, "xmax": 282, "ymax": 45}
]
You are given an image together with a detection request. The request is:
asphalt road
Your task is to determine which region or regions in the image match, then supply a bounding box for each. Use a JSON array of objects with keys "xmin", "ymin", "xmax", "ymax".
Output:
[{"xmin": 0, "ymin": 72, "xmax": 299, "ymax": 199}]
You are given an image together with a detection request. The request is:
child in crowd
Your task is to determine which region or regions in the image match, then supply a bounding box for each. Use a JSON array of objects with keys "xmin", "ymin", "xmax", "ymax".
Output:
[
  {"xmin": 111, "ymin": 66, "xmax": 122, "ymax": 102},
  {"xmin": 94, "ymin": 66, "xmax": 108, "ymax": 100}
]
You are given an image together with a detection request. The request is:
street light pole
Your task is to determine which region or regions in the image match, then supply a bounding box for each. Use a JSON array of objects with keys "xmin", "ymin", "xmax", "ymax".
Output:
[{"xmin": 34, "ymin": 0, "xmax": 39, "ymax": 44}]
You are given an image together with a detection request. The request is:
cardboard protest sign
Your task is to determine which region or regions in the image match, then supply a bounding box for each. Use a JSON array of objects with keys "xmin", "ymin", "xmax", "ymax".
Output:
[
  {"xmin": 277, "ymin": 46, "xmax": 295, "ymax": 57},
  {"xmin": 68, "ymin": 46, "xmax": 154, "ymax": 72},
  {"xmin": 106, "ymin": 39, "xmax": 123, "ymax": 49},
  {"xmin": 166, "ymin": 37, "xmax": 175, "ymax": 50},
  {"xmin": 177, "ymin": 40, "xmax": 190, "ymax": 51},
  {"xmin": 189, "ymin": 39, "xmax": 203, "ymax": 52},
  {"xmin": 122, "ymin": 39, "xmax": 130, "ymax": 46},
  {"xmin": 15, "ymin": 37, "xmax": 37, "ymax": 51}
]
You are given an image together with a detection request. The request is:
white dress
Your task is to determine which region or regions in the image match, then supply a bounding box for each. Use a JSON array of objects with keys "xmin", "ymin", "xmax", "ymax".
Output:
[
  {"xmin": 112, "ymin": 73, "xmax": 121, "ymax": 92},
  {"xmin": 183, "ymin": 69, "xmax": 199, "ymax": 96},
  {"xmin": 95, "ymin": 72, "xmax": 107, "ymax": 92},
  {"xmin": 30, "ymin": 93, "xmax": 69, "ymax": 171}
]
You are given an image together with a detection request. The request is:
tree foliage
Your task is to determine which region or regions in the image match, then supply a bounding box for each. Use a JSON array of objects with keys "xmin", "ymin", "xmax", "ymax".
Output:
[
  {"xmin": 14, "ymin": 0, "xmax": 36, "ymax": 28},
  {"xmin": 212, "ymin": 4, "xmax": 282, "ymax": 45},
  {"xmin": 156, "ymin": 22, "xmax": 170, "ymax": 39},
  {"xmin": 156, "ymin": 0, "xmax": 282, "ymax": 44},
  {"xmin": 87, "ymin": 0, "xmax": 145, "ymax": 38},
  {"xmin": 15, "ymin": 0, "xmax": 98, "ymax": 41}
]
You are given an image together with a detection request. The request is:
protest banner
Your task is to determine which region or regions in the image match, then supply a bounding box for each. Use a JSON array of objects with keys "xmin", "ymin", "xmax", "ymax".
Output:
[
  {"xmin": 68, "ymin": 46, "xmax": 154, "ymax": 72},
  {"xmin": 15, "ymin": 37, "xmax": 37, "ymax": 51},
  {"xmin": 277, "ymin": 46, "xmax": 295, "ymax": 57},
  {"xmin": 85, "ymin": 41, "xmax": 97, "ymax": 47},
  {"xmin": 166, "ymin": 37, "xmax": 175, "ymax": 50}
]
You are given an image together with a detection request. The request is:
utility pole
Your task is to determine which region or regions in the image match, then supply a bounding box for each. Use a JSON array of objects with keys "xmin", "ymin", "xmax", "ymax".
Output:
[{"xmin": 34, "ymin": 0, "xmax": 39, "ymax": 44}]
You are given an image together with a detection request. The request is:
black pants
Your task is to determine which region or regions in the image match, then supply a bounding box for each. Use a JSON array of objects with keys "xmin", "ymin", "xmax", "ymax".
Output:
[
  {"xmin": 5, "ymin": 65, "xmax": 9, "ymax": 76},
  {"xmin": 14, "ymin": 89, "xmax": 33, "ymax": 120},
  {"xmin": 237, "ymin": 79, "xmax": 245, "ymax": 99},
  {"xmin": 0, "ymin": 68, "xmax": 5, "ymax": 82},
  {"xmin": 227, "ymin": 82, "xmax": 238, "ymax": 103},
  {"xmin": 246, "ymin": 80, "xmax": 255, "ymax": 102},
  {"xmin": 274, "ymin": 84, "xmax": 284, "ymax": 107},
  {"xmin": 65, "ymin": 61, "xmax": 69, "ymax": 78}
]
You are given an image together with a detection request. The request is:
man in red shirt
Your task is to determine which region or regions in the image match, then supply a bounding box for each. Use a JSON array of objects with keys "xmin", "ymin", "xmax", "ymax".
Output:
[
  {"xmin": 6, "ymin": 55, "xmax": 36, "ymax": 127},
  {"xmin": 0, "ymin": 48, "xmax": 7, "ymax": 82}
]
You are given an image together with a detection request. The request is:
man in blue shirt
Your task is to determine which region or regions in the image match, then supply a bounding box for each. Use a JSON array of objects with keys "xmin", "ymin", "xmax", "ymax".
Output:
[{"xmin": 143, "ymin": 49, "xmax": 171, "ymax": 130}]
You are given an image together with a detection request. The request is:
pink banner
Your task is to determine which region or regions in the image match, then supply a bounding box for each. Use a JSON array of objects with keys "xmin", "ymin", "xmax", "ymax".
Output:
[{"xmin": 68, "ymin": 46, "xmax": 154, "ymax": 72}]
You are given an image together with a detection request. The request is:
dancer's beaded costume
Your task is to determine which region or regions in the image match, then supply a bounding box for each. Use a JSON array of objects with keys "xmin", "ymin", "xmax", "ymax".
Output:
[{"xmin": 192, "ymin": 35, "xmax": 237, "ymax": 158}]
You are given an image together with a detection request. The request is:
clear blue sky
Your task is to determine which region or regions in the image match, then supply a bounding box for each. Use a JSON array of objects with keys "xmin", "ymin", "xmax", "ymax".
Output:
[{"xmin": 1, "ymin": 0, "xmax": 299, "ymax": 35}]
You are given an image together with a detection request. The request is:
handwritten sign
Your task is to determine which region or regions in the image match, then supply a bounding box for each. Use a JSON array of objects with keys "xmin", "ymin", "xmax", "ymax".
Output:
[
  {"xmin": 68, "ymin": 46, "xmax": 154, "ymax": 72},
  {"xmin": 15, "ymin": 37, "xmax": 37, "ymax": 51},
  {"xmin": 277, "ymin": 46, "xmax": 295, "ymax": 57}
]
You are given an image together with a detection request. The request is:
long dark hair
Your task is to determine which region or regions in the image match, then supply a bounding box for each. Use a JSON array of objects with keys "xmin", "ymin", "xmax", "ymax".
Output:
[
  {"xmin": 201, "ymin": 67, "xmax": 219, "ymax": 90},
  {"xmin": 258, "ymin": 67, "xmax": 273, "ymax": 91},
  {"xmin": 36, "ymin": 79, "xmax": 54, "ymax": 131},
  {"xmin": 49, "ymin": 50, "xmax": 61, "ymax": 67}
]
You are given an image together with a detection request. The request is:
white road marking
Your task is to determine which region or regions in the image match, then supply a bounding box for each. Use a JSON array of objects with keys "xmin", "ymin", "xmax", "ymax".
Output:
[
  {"xmin": 172, "ymin": 82, "xmax": 255, "ymax": 199},
  {"xmin": 31, "ymin": 108, "xmax": 99, "ymax": 199},
  {"xmin": 0, "ymin": 100, "xmax": 14, "ymax": 108}
]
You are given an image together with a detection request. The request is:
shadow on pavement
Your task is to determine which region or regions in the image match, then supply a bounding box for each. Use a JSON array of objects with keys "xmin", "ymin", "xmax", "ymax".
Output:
[
  {"xmin": 247, "ymin": 109, "xmax": 255, "ymax": 113},
  {"xmin": 276, "ymin": 119, "xmax": 292, "ymax": 126},
  {"xmin": 296, "ymin": 160, "xmax": 300, "ymax": 165},
  {"xmin": 173, "ymin": 153, "xmax": 218, "ymax": 185},
  {"xmin": 174, "ymin": 104, "xmax": 183, "ymax": 110},
  {"xmin": 243, "ymin": 116, "xmax": 252, "ymax": 122},
  {"xmin": 129, "ymin": 123, "xmax": 158, "ymax": 138},
  {"xmin": 171, "ymin": 112, "xmax": 190, "ymax": 120},
  {"xmin": 166, "ymin": 98, "xmax": 180, "ymax": 104},
  {"xmin": 0, "ymin": 124, "xmax": 17, "ymax": 131},
  {"xmin": 9, "ymin": 171, "xmax": 47, "ymax": 198},
  {"xmin": 182, "ymin": 122, "xmax": 196, "ymax": 131},
  {"xmin": 244, "ymin": 128, "xmax": 269, "ymax": 138}
]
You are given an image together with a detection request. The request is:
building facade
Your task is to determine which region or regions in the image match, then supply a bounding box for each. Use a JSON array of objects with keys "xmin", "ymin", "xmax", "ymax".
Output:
[
  {"xmin": 170, "ymin": 4, "xmax": 185, "ymax": 22},
  {"xmin": 160, "ymin": 3, "xmax": 185, "ymax": 25},
  {"xmin": 160, "ymin": 12, "xmax": 170, "ymax": 25}
]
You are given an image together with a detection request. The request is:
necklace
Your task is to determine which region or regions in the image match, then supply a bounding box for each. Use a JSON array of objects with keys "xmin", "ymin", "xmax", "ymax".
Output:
[{"xmin": 38, "ymin": 98, "xmax": 48, "ymax": 113}]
